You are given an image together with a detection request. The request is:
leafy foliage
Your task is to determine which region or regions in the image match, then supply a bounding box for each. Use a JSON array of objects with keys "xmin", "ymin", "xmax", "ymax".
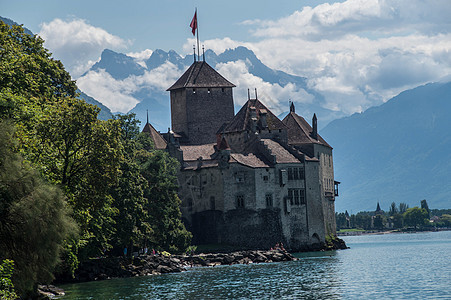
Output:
[
  {"xmin": 0, "ymin": 22, "xmax": 76, "ymax": 101},
  {"xmin": 112, "ymin": 114, "xmax": 191, "ymax": 254},
  {"xmin": 0, "ymin": 121, "xmax": 77, "ymax": 297},
  {"xmin": 403, "ymin": 207, "xmax": 429, "ymax": 229},
  {"xmin": 0, "ymin": 21, "xmax": 192, "ymax": 295},
  {"xmin": 140, "ymin": 150, "xmax": 192, "ymax": 253},
  {"xmin": 0, "ymin": 259, "xmax": 18, "ymax": 300}
]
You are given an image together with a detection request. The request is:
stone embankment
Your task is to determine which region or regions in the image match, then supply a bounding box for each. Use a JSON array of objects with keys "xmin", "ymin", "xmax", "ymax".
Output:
[{"xmin": 68, "ymin": 249, "xmax": 296, "ymax": 283}]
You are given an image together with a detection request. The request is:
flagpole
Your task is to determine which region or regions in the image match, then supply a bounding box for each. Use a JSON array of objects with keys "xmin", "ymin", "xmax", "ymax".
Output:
[{"xmin": 196, "ymin": 8, "xmax": 200, "ymax": 62}]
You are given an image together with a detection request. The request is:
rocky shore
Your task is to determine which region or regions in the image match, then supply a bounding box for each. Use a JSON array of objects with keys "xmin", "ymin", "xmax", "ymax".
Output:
[
  {"xmin": 58, "ymin": 249, "xmax": 296, "ymax": 284},
  {"xmin": 42, "ymin": 246, "xmax": 346, "ymax": 298}
]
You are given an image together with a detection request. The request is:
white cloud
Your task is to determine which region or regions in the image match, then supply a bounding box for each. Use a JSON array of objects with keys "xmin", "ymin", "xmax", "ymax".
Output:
[
  {"xmin": 247, "ymin": 0, "xmax": 451, "ymax": 39},
  {"xmin": 229, "ymin": 0, "xmax": 451, "ymax": 118},
  {"xmin": 39, "ymin": 18, "xmax": 128, "ymax": 78},
  {"xmin": 70, "ymin": 0, "xmax": 451, "ymax": 128},
  {"xmin": 216, "ymin": 60, "xmax": 315, "ymax": 116},
  {"xmin": 133, "ymin": 62, "xmax": 181, "ymax": 91},
  {"xmin": 77, "ymin": 61, "xmax": 182, "ymax": 113},
  {"xmin": 77, "ymin": 69, "xmax": 140, "ymax": 112},
  {"xmin": 127, "ymin": 49, "xmax": 153, "ymax": 68}
]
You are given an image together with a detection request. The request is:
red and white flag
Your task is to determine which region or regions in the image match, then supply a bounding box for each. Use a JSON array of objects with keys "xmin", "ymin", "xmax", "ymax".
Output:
[{"xmin": 190, "ymin": 11, "xmax": 197, "ymax": 36}]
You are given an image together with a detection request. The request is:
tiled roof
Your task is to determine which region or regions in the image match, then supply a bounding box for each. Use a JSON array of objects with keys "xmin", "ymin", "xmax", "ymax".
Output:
[
  {"xmin": 282, "ymin": 112, "xmax": 331, "ymax": 148},
  {"xmin": 261, "ymin": 139, "xmax": 300, "ymax": 163},
  {"xmin": 142, "ymin": 122, "xmax": 167, "ymax": 150},
  {"xmin": 224, "ymin": 99, "xmax": 287, "ymax": 133},
  {"xmin": 183, "ymin": 160, "xmax": 219, "ymax": 170},
  {"xmin": 180, "ymin": 143, "xmax": 216, "ymax": 161},
  {"xmin": 230, "ymin": 153, "xmax": 269, "ymax": 168},
  {"xmin": 167, "ymin": 61, "xmax": 235, "ymax": 91}
]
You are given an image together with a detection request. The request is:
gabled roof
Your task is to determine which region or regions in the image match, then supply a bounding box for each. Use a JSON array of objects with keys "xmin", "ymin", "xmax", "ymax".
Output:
[
  {"xmin": 142, "ymin": 122, "xmax": 167, "ymax": 150},
  {"xmin": 224, "ymin": 99, "xmax": 287, "ymax": 133},
  {"xmin": 167, "ymin": 61, "xmax": 235, "ymax": 91},
  {"xmin": 230, "ymin": 153, "xmax": 269, "ymax": 168},
  {"xmin": 180, "ymin": 143, "xmax": 216, "ymax": 161},
  {"xmin": 261, "ymin": 139, "xmax": 300, "ymax": 164},
  {"xmin": 283, "ymin": 112, "xmax": 331, "ymax": 148}
]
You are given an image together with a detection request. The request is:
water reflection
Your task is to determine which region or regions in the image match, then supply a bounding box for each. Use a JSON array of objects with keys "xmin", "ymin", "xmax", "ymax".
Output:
[{"xmin": 62, "ymin": 231, "xmax": 451, "ymax": 300}]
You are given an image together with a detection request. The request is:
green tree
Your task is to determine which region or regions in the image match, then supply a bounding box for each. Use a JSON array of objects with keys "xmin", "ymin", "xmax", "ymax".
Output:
[
  {"xmin": 0, "ymin": 121, "xmax": 77, "ymax": 297},
  {"xmin": 389, "ymin": 202, "xmax": 398, "ymax": 216},
  {"xmin": 335, "ymin": 212, "xmax": 347, "ymax": 230},
  {"xmin": 32, "ymin": 99, "xmax": 122, "ymax": 258},
  {"xmin": 139, "ymin": 150, "xmax": 192, "ymax": 253},
  {"xmin": 354, "ymin": 213, "xmax": 372, "ymax": 230},
  {"xmin": 0, "ymin": 259, "xmax": 18, "ymax": 300},
  {"xmin": 0, "ymin": 22, "xmax": 76, "ymax": 101},
  {"xmin": 403, "ymin": 207, "xmax": 429, "ymax": 230},
  {"xmin": 392, "ymin": 213, "xmax": 404, "ymax": 229},
  {"xmin": 420, "ymin": 199, "xmax": 430, "ymax": 218},
  {"xmin": 399, "ymin": 202, "xmax": 409, "ymax": 214},
  {"xmin": 110, "ymin": 114, "xmax": 151, "ymax": 255},
  {"xmin": 438, "ymin": 214, "xmax": 451, "ymax": 227}
]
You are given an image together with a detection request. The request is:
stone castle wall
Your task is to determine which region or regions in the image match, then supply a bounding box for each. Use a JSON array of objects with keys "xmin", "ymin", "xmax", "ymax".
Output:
[{"xmin": 171, "ymin": 87, "xmax": 234, "ymax": 145}]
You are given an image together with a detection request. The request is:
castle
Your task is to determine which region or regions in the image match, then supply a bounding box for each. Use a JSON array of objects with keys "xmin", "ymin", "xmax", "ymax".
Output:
[{"xmin": 143, "ymin": 58, "xmax": 339, "ymax": 251}]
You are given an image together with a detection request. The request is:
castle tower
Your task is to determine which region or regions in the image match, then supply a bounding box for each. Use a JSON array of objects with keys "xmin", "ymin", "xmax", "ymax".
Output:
[{"xmin": 167, "ymin": 61, "xmax": 235, "ymax": 145}]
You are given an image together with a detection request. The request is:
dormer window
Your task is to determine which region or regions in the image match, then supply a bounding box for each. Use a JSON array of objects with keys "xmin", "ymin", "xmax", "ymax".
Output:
[
  {"xmin": 193, "ymin": 88, "xmax": 196, "ymax": 94},
  {"xmin": 208, "ymin": 88, "xmax": 211, "ymax": 94}
]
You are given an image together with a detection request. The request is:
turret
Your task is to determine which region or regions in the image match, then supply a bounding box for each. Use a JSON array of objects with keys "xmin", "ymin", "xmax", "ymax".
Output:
[
  {"xmin": 311, "ymin": 113, "xmax": 318, "ymax": 140},
  {"xmin": 167, "ymin": 61, "xmax": 235, "ymax": 145}
]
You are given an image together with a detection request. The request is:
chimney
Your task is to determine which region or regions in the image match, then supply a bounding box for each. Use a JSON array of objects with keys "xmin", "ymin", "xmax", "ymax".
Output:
[
  {"xmin": 312, "ymin": 113, "xmax": 318, "ymax": 140},
  {"xmin": 197, "ymin": 156, "xmax": 203, "ymax": 169}
]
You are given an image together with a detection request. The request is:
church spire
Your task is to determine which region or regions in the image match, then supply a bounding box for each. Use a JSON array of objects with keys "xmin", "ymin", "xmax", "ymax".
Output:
[
  {"xmin": 146, "ymin": 109, "xmax": 149, "ymax": 124},
  {"xmin": 290, "ymin": 101, "xmax": 295, "ymax": 113}
]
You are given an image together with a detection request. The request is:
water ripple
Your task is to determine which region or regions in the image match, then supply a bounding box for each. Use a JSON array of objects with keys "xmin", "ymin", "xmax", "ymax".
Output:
[{"xmin": 62, "ymin": 231, "xmax": 451, "ymax": 300}]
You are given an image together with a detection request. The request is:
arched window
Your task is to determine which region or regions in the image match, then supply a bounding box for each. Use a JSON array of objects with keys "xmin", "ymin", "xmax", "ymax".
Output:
[
  {"xmin": 236, "ymin": 195, "xmax": 244, "ymax": 208},
  {"xmin": 210, "ymin": 196, "xmax": 215, "ymax": 210}
]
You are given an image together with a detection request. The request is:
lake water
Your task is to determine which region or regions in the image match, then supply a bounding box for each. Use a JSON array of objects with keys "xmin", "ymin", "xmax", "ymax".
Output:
[{"xmin": 61, "ymin": 231, "xmax": 451, "ymax": 299}]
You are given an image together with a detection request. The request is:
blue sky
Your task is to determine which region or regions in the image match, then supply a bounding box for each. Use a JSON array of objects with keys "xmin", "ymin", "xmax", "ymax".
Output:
[
  {"xmin": 2, "ymin": 0, "xmax": 451, "ymax": 125},
  {"xmin": 2, "ymin": 0, "xmax": 337, "ymax": 54}
]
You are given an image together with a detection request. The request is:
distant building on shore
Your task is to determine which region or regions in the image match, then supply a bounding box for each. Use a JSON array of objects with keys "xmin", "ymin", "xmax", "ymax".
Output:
[{"xmin": 143, "ymin": 57, "xmax": 339, "ymax": 251}]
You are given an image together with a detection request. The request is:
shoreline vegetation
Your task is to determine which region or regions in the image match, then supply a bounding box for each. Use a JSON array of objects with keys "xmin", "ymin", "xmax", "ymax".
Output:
[{"xmin": 337, "ymin": 227, "xmax": 451, "ymax": 236}]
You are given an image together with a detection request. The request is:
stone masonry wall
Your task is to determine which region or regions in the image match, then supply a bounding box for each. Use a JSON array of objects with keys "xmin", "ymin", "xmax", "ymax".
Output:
[{"xmin": 185, "ymin": 87, "xmax": 234, "ymax": 144}]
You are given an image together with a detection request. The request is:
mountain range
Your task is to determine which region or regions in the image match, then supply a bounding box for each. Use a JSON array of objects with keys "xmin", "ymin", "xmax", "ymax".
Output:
[
  {"xmin": 86, "ymin": 47, "xmax": 451, "ymax": 212},
  {"xmin": 321, "ymin": 81, "xmax": 451, "ymax": 212},
  {"xmin": 80, "ymin": 47, "xmax": 336, "ymax": 131},
  {"xmin": 2, "ymin": 15, "xmax": 450, "ymax": 213}
]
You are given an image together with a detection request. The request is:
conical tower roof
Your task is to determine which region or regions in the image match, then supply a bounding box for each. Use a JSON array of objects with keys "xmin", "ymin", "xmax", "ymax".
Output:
[
  {"xmin": 167, "ymin": 61, "xmax": 235, "ymax": 91},
  {"xmin": 142, "ymin": 122, "xmax": 167, "ymax": 150}
]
